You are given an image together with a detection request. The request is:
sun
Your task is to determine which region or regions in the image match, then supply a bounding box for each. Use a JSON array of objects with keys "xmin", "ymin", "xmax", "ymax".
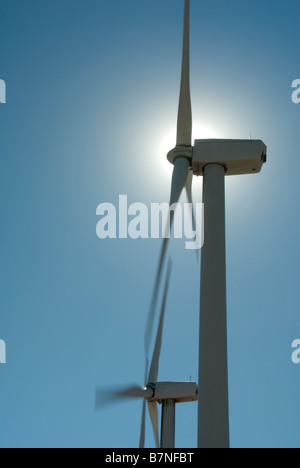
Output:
[{"xmin": 192, "ymin": 123, "xmax": 220, "ymax": 141}]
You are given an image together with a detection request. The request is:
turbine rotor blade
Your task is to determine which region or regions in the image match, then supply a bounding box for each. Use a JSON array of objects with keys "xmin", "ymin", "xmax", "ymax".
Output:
[
  {"xmin": 144, "ymin": 359, "xmax": 149, "ymax": 386},
  {"xmin": 145, "ymin": 0, "xmax": 192, "ymax": 355},
  {"xmin": 185, "ymin": 169, "xmax": 193, "ymax": 212},
  {"xmin": 147, "ymin": 401, "xmax": 160, "ymax": 449},
  {"xmin": 95, "ymin": 385, "xmax": 152, "ymax": 409},
  {"xmin": 148, "ymin": 259, "xmax": 172, "ymax": 384},
  {"xmin": 177, "ymin": 0, "xmax": 192, "ymax": 147},
  {"xmin": 145, "ymin": 157, "xmax": 189, "ymax": 360},
  {"xmin": 169, "ymin": 157, "xmax": 190, "ymax": 207},
  {"xmin": 139, "ymin": 399, "xmax": 147, "ymax": 448}
]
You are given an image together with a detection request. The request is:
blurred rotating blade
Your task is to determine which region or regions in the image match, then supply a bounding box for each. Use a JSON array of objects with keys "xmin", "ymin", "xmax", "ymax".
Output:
[
  {"xmin": 148, "ymin": 401, "xmax": 159, "ymax": 449},
  {"xmin": 177, "ymin": 0, "xmax": 192, "ymax": 147},
  {"xmin": 148, "ymin": 258, "xmax": 172, "ymax": 384},
  {"xmin": 95, "ymin": 385, "xmax": 152, "ymax": 409},
  {"xmin": 185, "ymin": 170, "xmax": 194, "ymax": 221},
  {"xmin": 138, "ymin": 358, "xmax": 149, "ymax": 448},
  {"xmin": 170, "ymin": 157, "xmax": 191, "ymax": 208},
  {"xmin": 145, "ymin": 157, "xmax": 189, "ymax": 360},
  {"xmin": 139, "ymin": 399, "xmax": 147, "ymax": 448}
]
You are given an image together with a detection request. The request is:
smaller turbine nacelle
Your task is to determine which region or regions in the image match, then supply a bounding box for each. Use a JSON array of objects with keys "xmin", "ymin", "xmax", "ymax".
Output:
[
  {"xmin": 167, "ymin": 139, "xmax": 267, "ymax": 176},
  {"xmin": 147, "ymin": 381, "xmax": 198, "ymax": 404}
]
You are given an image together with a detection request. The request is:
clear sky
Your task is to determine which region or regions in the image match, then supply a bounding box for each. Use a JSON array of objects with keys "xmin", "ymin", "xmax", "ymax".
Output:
[{"xmin": 0, "ymin": 0, "xmax": 299, "ymax": 448}]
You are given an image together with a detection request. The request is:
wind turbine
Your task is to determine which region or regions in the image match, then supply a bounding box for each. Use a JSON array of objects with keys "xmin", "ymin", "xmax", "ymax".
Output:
[
  {"xmin": 95, "ymin": 260, "xmax": 198, "ymax": 448},
  {"xmin": 96, "ymin": 0, "xmax": 266, "ymax": 449},
  {"xmin": 147, "ymin": 0, "xmax": 267, "ymax": 449}
]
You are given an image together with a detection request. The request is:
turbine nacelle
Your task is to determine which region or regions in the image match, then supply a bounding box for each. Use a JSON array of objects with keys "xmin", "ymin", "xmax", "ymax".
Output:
[
  {"xmin": 168, "ymin": 139, "xmax": 267, "ymax": 176},
  {"xmin": 148, "ymin": 381, "xmax": 198, "ymax": 404}
]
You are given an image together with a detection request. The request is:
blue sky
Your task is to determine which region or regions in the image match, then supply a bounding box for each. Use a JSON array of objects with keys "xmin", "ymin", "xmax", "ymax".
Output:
[{"xmin": 0, "ymin": 0, "xmax": 299, "ymax": 448}]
